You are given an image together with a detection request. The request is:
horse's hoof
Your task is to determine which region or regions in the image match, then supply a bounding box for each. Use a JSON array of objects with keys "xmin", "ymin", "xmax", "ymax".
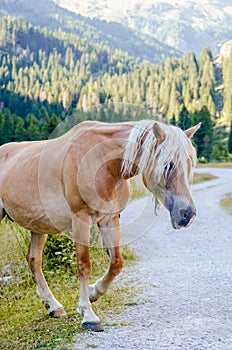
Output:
[
  {"xmin": 49, "ymin": 307, "xmax": 67, "ymax": 318},
  {"xmin": 82, "ymin": 322, "xmax": 104, "ymax": 332}
]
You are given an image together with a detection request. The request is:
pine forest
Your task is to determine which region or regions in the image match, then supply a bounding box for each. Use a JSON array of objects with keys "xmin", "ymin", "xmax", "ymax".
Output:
[{"xmin": 0, "ymin": 16, "xmax": 232, "ymax": 161}]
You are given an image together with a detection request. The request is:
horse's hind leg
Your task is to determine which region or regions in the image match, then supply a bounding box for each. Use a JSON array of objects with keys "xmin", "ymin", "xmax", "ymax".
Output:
[
  {"xmin": 26, "ymin": 232, "xmax": 66, "ymax": 318},
  {"xmin": 88, "ymin": 215, "xmax": 124, "ymax": 302}
]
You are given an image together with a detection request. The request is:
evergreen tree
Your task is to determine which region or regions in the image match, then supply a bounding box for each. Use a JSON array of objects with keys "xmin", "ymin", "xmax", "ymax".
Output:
[
  {"xmin": 178, "ymin": 105, "xmax": 191, "ymax": 130},
  {"xmin": 14, "ymin": 115, "xmax": 25, "ymax": 141},
  {"xmin": 191, "ymin": 106, "xmax": 213, "ymax": 160},
  {"xmin": 228, "ymin": 122, "xmax": 232, "ymax": 154},
  {"xmin": 40, "ymin": 106, "xmax": 51, "ymax": 139},
  {"xmin": 222, "ymin": 52, "xmax": 232, "ymax": 123},
  {"xmin": 48, "ymin": 114, "xmax": 61, "ymax": 138},
  {"xmin": 25, "ymin": 114, "xmax": 41, "ymax": 140},
  {"xmin": 0, "ymin": 109, "xmax": 15, "ymax": 144},
  {"xmin": 170, "ymin": 114, "xmax": 176, "ymax": 126}
]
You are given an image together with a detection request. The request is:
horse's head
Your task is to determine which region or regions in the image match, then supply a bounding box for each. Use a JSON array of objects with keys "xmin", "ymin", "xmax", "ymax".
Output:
[{"xmin": 142, "ymin": 122, "xmax": 201, "ymax": 229}]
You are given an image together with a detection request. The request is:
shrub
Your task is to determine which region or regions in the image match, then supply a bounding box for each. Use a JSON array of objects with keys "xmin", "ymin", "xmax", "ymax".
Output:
[
  {"xmin": 43, "ymin": 225, "xmax": 103, "ymax": 273},
  {"xmin": 211, "ymin": 142, "xmax": 229, "ymax": 162},
  {"xmin": 43, "ymin": 233, "xmax": 77, "ymax": 272},
  {"xmin": 198, "ymin": 156, "xmax": 208, "ymax": 164}
]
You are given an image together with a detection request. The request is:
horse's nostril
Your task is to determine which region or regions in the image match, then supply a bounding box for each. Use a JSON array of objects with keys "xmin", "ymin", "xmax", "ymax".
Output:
[
  {"xmin": 179, "ymin": 209, "xmax": 187, "ymax": 218},
  {"xmin": 179, "ymin": 208, "xmax": 190, "ymax": 225}
]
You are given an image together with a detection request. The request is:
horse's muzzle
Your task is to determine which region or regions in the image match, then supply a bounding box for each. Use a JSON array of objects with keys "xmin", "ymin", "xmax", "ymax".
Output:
[{"xmin": 170, "ymin": 204, "xmax": 196, "ymax": 229}]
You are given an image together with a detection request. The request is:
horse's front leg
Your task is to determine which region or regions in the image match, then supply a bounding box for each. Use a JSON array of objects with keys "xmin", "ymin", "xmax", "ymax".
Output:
[
  {"xmin": 27, "ymin": 232, "xmax": 66, "ymax": 317},
  {"xmin": 88, "ymin": 215, "xmax": 124, "ymax": 302},
  {"xmin": 72, "ymin": 214, "xmax": 103, "ymax": 332}
]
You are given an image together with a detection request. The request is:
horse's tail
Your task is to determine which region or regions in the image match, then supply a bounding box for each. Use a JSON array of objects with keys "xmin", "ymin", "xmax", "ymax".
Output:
[
  {"xmin": 0, "ymin": 144, "xmax": 16, "ymax": 223},
  {"xmin": 0, "ymin": 200, "xmax": 14, "ymax": 223},
  {"xmin": 0, "ymin": 200, "xmax": 4, "ymax": 223}
]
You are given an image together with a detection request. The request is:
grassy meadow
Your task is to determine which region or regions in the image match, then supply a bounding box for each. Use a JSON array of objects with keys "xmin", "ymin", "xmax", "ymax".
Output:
[
  {"xmin": 0, "ymin": 221, "xmax": 136, "ymax": 349},
  {"xmin": 220, "ymin": 193, "xmax": 232, "ymax": 215},
  {"xmin": 192, "ymin": 172, "xmax": 218, "ymax": 184},
  {"xmin": 197, "ymin": 162, "xmax": 232, "ymax": 168}
]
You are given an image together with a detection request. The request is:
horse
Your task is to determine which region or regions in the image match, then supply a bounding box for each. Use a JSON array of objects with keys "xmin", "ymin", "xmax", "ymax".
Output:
[{"xmin": 0, "ymin": 119, "xmax": 201, "ymax": 332}]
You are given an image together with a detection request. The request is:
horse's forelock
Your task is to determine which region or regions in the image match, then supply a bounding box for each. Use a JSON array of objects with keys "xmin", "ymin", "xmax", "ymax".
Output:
[
  {"xmin": 154, "ymin": 125, "xmax": 196, "ymax": 184},
  {"xmin": 121, "ymin": 120, "xmax": 155, "ymax": 176},
  {"xmin": 122, "ymin": 121, "xmax": 196, "ymax": 183}
]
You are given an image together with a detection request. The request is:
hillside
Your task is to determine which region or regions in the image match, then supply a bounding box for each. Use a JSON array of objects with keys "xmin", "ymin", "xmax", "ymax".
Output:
[
  {"xmin": 1, "ymin": 15, "xmax": 232, "ymax": 161},
  {"xmin": 0, "ymin": 0, "xmax": 181, "ymax": 64},
  {"xmin": 53, "ymin": 0, "xmax": 232, "ymax": 54}
]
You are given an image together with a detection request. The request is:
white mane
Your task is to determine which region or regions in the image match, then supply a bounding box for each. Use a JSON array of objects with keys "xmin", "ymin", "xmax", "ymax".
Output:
[{"xmin": 121, "ymin": 120, "xmax": 197, "ymax": 183}]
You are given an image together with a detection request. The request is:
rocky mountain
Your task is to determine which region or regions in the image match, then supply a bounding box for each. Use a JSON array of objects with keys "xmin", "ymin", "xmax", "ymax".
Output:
[
  {"xmin": 0, "ymin": 0, "xmax": 181, "ymax": 63},
  {"xmin": 53, "ymin": 0, "xmax": 232, "ymax": 54}
]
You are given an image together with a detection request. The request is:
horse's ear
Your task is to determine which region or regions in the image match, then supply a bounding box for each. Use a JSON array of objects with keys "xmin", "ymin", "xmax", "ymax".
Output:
[
  {"xmin": 185, "ymin": 122, "xmax": 201, "ymax": 139},
  {"xmin": 152, "ymin": 122, "xmax": 166, "ymax": 142}
]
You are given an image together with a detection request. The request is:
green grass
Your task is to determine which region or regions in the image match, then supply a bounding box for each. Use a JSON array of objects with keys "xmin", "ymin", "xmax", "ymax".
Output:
[
  {"xmin": 192, "ymin": 172, "xmax": 218, "ymax": 184},
  {"xmin": 198, "ymin": 162, "xmax": 232, "ymax": 169},
  {"xmin": 0, "ymin": 220, "xmax": 137, "ymax": 350},
  {"xmin": 129, "ymin": 177, "xmax": 148, "ymax": 201},
  {"xmin": 220, "ymin": 193, "xmax": 232, "ymax": 215}
]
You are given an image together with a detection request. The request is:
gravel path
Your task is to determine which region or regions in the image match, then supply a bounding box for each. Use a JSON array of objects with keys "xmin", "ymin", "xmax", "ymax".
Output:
[{"xmin": 73, "ymin": 168, "xmax": 232, "ymax": 350}]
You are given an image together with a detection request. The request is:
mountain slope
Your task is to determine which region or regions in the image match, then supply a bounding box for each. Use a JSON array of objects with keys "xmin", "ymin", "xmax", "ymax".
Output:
[
  {"xmin": 53, "ymin": 0, "xmax": 232, "ymax": 54},
  {"xmin": 0, "ymin": 0, "xmax": 181, "ymax": 63}
]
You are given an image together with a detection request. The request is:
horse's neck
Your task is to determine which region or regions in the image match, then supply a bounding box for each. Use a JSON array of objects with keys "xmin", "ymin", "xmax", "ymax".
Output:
[{"xmin": 62, "ymin": 121, "xmax": 144, "ymax": 181}]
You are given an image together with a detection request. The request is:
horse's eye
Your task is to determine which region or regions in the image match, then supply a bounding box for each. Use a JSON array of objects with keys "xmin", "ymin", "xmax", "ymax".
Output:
[
  {"xmin": 165, "ymin": 161, "xmax": 174, "ymax": 174},
  {"xmin": 164, "ymin": 161, "xmax": 175, "ymax": 188},
  {"xmin": 169, "ymin": 161, "xmax": 174, "ymax": 171}
]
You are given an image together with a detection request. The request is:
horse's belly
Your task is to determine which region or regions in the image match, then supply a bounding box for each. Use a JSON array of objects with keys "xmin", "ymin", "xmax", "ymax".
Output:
[{"xmin": 1, "ymin": 191, "xmax": 72, "ymax": 234}]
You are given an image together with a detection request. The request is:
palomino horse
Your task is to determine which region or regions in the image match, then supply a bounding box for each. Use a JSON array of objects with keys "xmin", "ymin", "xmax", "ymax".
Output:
[{"xmin": 0, "ymin": 120, "xmax": 200, "ymax": 331}]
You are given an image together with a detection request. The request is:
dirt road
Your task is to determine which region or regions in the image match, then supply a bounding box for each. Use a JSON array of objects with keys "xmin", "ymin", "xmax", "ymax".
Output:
[{"xmin": 74, "ymin": 168, "xmax": 232, "ymax": 349}]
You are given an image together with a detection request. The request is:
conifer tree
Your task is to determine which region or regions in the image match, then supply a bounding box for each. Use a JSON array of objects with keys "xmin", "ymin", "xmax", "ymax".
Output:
[
  {"xmin": 40, "ymin": 106, "xmax": 50, "ymax": 139},
  {"xmin": 178, "ymin": 105, "xmax": 191, "ymax": 130},
  {"xmin": 170, "ymin": 115, "xmax": 176, "ymax": 126},
  {"xmin": 26, "ymin": 114, "xmax": 41, "ymax": 140},
  {"xmin": 228, "ymin": 122, "xmax": 232, "ymax": 154},
  {"xmin": 222, "ymin": 52, "xmax": 232, "ymax": 123},
  {"xmin": 191, "ymin": 106, "xmax": 213, "ymax": 160},
  {"xmin": 14, "ymin": 115, "xmax": 25, "ymax": 141},
  {"xmin": 0, "ymin": 109, "xmax": 14, "ymax": 144}
]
